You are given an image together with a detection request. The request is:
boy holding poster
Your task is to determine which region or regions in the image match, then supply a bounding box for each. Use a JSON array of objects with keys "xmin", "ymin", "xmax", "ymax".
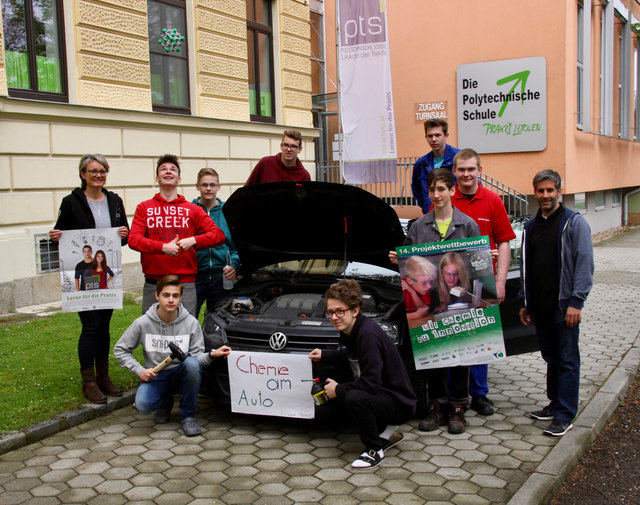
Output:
[
  {"xmin": 308, "ymin": 280, "xmax": 416, "ymax": 469},
  {"xmin": 390, "ymin": 167, "xmax": 480, "ymax": 434},
  {"xmin": 114, "ymin": 275, "xmax": 231, "ymax": 437}
]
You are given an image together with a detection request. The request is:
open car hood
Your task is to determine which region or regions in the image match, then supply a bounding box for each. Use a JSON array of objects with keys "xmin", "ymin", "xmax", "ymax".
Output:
[{"xmin": 223, "ymin": 181, "xmax": 405, "ymax": 272}]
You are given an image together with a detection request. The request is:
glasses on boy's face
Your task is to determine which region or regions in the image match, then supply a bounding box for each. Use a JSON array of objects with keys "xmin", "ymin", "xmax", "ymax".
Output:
[
  {"xmin": 408, "ymin": 276, "xmax": 432, "ymax": 287},
  {"xmin": 199, "ymin": 183, "xmax": 219, "ymax": 189},
  {"xmin": 325, "ymin": 308, "xmax": 350, "ymax": 319},
  {"xmin": 281, "ymin": 143, "xmax": 300, "ymax": 150}
]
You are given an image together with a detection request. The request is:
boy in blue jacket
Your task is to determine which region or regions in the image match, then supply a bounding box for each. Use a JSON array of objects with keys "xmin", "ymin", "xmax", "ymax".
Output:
[{"xmin": 192, "ymin": 168, "xmax": 241, "ymax": 317}]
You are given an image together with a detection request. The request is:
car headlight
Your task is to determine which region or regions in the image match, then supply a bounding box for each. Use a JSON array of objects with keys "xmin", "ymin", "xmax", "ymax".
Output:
[{"xmin": 379, "ymin": 322, "xmax": 400, "ymax": 345}]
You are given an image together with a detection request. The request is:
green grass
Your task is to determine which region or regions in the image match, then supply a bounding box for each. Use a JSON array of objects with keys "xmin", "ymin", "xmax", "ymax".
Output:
[{"xmin": 0, "ymin": 299, "xmax": 145, "ymax": 433}]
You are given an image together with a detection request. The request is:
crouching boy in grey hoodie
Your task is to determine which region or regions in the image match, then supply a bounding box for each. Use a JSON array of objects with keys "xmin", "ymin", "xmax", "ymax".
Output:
[{"xmin": 114, "ymin": 274, "xmax": 230, "ymax": 436}]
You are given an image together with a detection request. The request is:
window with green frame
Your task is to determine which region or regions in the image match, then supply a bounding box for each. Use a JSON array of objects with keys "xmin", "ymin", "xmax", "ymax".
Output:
[
  {"xmin": 148, "ymin": 0, "xmax": 190, "ymax": 114},
  {"xmin": 1, "ymin": 0, "xmax": 67, "ymax": 101},
  {"xmin": 247, "ymin": 0, "xmax": 275, "ymax": 122}
]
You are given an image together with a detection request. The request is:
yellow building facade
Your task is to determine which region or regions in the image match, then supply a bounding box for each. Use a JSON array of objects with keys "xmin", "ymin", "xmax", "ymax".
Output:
[{"xmin": 0, "ymin": 0, "xmax": 318, "ymax": 311}]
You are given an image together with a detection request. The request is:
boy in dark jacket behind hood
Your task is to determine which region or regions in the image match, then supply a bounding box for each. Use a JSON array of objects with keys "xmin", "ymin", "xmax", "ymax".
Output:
[{"xmin": 114, "ymin": 275, "xmax": 230, "ymax": 437}]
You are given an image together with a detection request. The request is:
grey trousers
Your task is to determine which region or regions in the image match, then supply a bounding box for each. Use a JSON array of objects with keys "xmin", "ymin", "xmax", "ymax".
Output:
[{"xmin": 142, "ymin": 280, "xmax": 197, "ymax": 317}]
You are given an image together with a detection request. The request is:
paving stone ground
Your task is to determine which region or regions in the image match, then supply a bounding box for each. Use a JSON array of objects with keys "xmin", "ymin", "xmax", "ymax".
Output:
[{"xmin": 1, "ymin": 229, "xmax": 639, "ymax": 505}]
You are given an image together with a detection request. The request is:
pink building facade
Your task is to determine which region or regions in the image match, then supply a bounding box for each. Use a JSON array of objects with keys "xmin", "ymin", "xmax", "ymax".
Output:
[{"xmin": 318, "ymin": 0, "xmax": 640, "ymax": 231}]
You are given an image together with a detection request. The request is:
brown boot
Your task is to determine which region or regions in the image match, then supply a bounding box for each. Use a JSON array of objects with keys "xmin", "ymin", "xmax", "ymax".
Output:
[
  {"xmin": 95, "ymin": 361, "xmax": 123, "ymax": 397},
  {"xmin": 81, "ymin": 368, "xmax": 107, "ymax": 404},
  {"xmin": 418, "ymin": 402, "xmax": 449, "ymax": 431},
  {"xmin": 448, "ymin": 404, "xmax": 468, "ymax": 434}
]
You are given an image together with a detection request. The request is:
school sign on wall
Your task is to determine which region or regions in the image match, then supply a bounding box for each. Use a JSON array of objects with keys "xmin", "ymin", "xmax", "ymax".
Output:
[{"xmin": 457, "ymin": 57, "xmax": 547, "ymax": 153}]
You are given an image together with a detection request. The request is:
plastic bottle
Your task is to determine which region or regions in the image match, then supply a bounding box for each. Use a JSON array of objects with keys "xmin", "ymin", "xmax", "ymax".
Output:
[
  {"xmin": 310, "ymin": 377, "xmax": 328, "ymax": 406},
  {"xmin": 223, "ymin": 251, "xmax": 233, "ymax": 290}
]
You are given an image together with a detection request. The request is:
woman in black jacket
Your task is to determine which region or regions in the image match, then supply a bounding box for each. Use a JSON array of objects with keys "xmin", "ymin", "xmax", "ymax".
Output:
[{"xmin": 49, "ymin": 154, "xmax": 129, "ymax": 403}]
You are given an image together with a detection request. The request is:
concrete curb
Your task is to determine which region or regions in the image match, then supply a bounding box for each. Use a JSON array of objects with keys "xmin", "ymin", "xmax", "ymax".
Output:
[
  {"xmin": 506, "ymin": 339, "xmax": 640, "ymax": 505},
  {"xmin": 0, "ymin": 390, "xmax": 136, "ymax": 456}
]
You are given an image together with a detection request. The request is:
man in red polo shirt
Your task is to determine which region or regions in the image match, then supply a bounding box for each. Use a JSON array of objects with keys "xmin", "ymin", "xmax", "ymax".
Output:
[{"xmin": 451, "ymin": 148, "xmax": 515, "ymax": 417}]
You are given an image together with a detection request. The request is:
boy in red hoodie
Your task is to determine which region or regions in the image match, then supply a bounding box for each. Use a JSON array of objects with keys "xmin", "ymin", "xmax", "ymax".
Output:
[{"xmin": 129, "ymin": 154, "xmax": 225, "ymax": 316}]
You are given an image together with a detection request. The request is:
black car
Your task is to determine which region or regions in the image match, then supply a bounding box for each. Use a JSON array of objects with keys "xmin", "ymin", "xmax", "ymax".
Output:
[{"xmin": 202, "ymin": 181, "xmax": 537, "ymax": 416}]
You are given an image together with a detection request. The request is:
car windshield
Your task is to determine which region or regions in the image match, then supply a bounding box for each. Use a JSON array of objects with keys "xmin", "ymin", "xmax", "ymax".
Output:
[{"xmin": 254, "ymin": 259, "xmax": 401, "ymax": 285}]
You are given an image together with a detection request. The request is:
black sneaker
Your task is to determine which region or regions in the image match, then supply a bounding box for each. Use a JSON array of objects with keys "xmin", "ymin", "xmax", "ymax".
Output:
[
  {"xmin": 351, "ymin": 449, "xmax": 384, "ymax": 469},
  {"xmin": 418, "ymin": 403, "xmax": 449, "ymax": 431},
  {"xmin": 530, "ymin": 404, "xmax": 554, "ymax": 421},
  {"xmin": 153, "ymin": 396, "xmax": 174, "ymax": 424},
  {"xmin": 381, "ymin": 432, "xmax": 404, "ymax": 452},
  {"xmin": 448, "ymin": 405, "xmax": 468, "ymax": 434},
  {"xmin": 470, "ymin": 395, "xmax": 495, "ymax": 416},
  {"xmin": 544, "ymin": 419, "xmax": 573, "ymax": 437}
]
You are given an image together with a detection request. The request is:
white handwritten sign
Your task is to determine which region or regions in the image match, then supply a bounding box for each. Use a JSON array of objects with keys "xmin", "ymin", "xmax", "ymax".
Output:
[{"xmin": 228, "ymin": 351, "xmax": 314, "ymax": 419}]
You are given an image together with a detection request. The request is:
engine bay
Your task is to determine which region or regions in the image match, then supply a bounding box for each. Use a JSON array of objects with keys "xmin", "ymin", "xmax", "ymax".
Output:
[{"xmin": 218, "ymin": 282, "xmax": 400, "ymax": 321}]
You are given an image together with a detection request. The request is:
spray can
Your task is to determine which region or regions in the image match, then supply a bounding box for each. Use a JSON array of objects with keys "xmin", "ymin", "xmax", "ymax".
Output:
[{"xmin": 310, "ymin": 377, "xmax": 328, "ymax": 406}]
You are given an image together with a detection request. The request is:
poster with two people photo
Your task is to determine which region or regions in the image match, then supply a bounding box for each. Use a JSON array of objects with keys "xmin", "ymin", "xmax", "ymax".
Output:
[
  {"xmin": 58, "ymin": 227, "xmax": 123, "ymax": 312},
  {"xmin": 396, "ymin": 236, "xmax": 507, "ymax": 370}
]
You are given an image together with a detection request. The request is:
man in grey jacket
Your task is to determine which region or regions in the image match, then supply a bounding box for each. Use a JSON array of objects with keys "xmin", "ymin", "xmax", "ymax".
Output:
[
  {"xmin": 114, "ymin": 275, "xmax": 230, "ymax": 436},
  {"xmin": 519, "ymin": 170, "xmax": 594, "ymax": 437}
]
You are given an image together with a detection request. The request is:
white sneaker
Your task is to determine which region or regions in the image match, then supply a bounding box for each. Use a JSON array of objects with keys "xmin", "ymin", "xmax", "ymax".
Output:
[{"xmin": 351, "ymin": 449, "xmax": 384, "ymax": 469}]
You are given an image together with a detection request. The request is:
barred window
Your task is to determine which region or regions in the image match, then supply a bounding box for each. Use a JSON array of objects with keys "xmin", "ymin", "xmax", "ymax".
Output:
[{"xmin": 34, "ymin": 233, "xmax": 59, "ymax": 273}]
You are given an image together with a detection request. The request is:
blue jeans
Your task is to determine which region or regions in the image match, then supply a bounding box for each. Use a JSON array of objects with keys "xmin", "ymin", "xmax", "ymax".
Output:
[
  {"xmin": 195, "ymin": 275, "xmax": 224, "ymax": 318},
  {"xmin": 135, "ymin": 356, "xmax": 202, "ymax": 420},
  {"xmin": 531, "ymin": 308, "xmax": 580, "ymax": 422},
  {"xmin": 469, "ymin": 364, "xmax": 489, "ymax": 397}
]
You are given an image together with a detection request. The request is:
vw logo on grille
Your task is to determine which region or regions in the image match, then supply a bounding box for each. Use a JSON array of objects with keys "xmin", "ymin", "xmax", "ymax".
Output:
[{"xmin": 269, "ymin": 332, "xmax": 288, "ymax": 351}]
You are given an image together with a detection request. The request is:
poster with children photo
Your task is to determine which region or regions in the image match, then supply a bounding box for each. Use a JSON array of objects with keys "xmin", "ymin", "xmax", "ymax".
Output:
[
  {"xmin": 396, "ymin": 235, "xmax": 506, "ymax": 370},
  {"xmin": 58, "ymin": 227, "xmax": 123, "ymax": 312}
]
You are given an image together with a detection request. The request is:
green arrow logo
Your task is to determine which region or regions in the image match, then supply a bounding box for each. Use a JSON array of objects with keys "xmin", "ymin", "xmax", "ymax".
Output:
[{"xmin": 495, "ymin": 70, "xmax": 530, "ymax": 117}]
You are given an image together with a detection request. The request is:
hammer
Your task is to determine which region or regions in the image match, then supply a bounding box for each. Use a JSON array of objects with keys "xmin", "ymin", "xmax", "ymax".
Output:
[{"xmin": 153, "ymin": 342, "xmax": 187, "ymax": 373}]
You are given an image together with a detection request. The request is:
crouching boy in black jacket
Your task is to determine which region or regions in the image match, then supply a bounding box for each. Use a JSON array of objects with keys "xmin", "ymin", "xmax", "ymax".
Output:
[{"xmin": 309, "ymin": 279, "xmax": 416, "ymax": 469}]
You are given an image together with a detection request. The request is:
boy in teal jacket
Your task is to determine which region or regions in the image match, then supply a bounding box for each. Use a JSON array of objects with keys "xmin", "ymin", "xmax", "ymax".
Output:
[{"xmin": 192, "ymin": 168, "xmax": 241, "ymax": 317}]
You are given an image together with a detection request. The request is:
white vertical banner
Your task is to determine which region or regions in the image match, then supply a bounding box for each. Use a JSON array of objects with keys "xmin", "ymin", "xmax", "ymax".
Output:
[{"xmin": 338, "ymin": 0, "xmax": 397, "ymax": 184}]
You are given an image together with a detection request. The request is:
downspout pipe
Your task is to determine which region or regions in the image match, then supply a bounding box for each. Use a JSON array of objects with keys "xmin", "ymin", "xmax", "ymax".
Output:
[{"xmin": 623, "ymin": 186, "xmax": 640, "ymax": 226}]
